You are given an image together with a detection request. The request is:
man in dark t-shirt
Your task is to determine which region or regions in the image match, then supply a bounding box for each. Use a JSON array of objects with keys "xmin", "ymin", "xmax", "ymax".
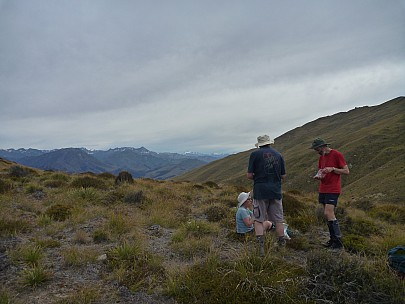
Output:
[{"xmin": 247, "ymin": 134, "xmax": 286, "ymax": 256}]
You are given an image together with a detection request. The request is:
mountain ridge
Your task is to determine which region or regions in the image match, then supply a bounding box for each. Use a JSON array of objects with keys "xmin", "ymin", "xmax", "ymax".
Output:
[
  {"xmin": 174, "ymin": 96, "xmax": 405, "ymax": 203},
  {"xmin": 0, "ymin": 147, "xmax": 227, "ymax": 180}
]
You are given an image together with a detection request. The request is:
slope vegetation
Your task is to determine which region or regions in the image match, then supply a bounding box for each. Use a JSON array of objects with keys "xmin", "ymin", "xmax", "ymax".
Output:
[{"xmin": 175, "ymin": 97, "xmax": 405, "ymax": 203}]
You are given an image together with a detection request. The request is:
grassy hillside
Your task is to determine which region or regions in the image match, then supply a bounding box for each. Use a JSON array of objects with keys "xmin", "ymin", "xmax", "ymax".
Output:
[
  {"xmin": 175, "ymin": 97, "xmax": 405, "ymax": 203},
  {"xmin": 0, "ymin": 164, "xmax": 404, "ymax": 303}
]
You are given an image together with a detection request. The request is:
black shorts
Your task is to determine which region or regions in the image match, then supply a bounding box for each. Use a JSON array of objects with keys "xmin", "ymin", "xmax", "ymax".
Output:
[{"xmin": 318, "ymin": 193, "xmax": 340, "ymax": 206}]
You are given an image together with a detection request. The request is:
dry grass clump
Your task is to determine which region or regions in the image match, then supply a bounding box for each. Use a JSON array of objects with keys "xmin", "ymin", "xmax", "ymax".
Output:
[
  {"xmin": 0, "ymin": 164, "xmax": 404, "ymax": 303},
  {"xmin": 107, "ymin": 242, "xmax": 165, "ymax": 292},
  {"xmin": 303, "ymin": 250, "xmax": 404, "ymax": 304},
  {"xmin": 166, "ymin": 252, "xmax": 305, "ymax": 303},
  {"xmin": 0, "ymin": 216, "xmax": 31, "ymax": 237},
  {"xmin": 55, "ymin": 286, "xmax": 102, "ymax": 304},
  {"xmin": 0, "ymin": 178, "xmax": 13, "ymax": 193},
  {"xmin": 70, "ymin": 175, "xmax": 106, "ymax": 189},
  {"xmin": 44, "ymin": 203, "xmax": 73, "ymax": 221},
  {"xmin": 61, "ymin": 246, "xmax": 99, "ymax": 266}
]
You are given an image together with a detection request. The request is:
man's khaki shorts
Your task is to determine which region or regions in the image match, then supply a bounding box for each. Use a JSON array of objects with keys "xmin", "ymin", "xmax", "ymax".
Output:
[{"xmin": 252, "ymin": 198, "xmax": 284, "ymax": 223}]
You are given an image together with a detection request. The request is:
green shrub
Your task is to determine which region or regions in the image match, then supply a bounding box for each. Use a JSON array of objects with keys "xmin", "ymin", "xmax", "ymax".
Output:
[
  {"xmin": 21, "ymin": 266, "xmax": 51, "ymax": 288},
  {"xmin": 0, "ymin": 216, "xmax": 31, "ymax": 236},
  {"xmin": 25, "ymin": 184, "xmax": 43, "ymax": 194},
  {"xmin": 44, "ymin": 204, "xmax": 72, "ymax": 221},
  {"xmin": 70, "ymin": 187, "xmax": 101, "ymax": 202},
  {"xmin": 166, "ymin": 253, "xmax": 304, "ymax": 303},
  {"xmin": 55, "ymin": 287, "xmax": 101, "ymax": 304},
  {"xmin": 0, "ymin": 288, "xmax": 14, "ymax": 304},
  {"xmin": 93, "ymin": 229, "xmax": 109, "ymax": 243},
  {"xmin": 107, "ymin": 242, "xmax": 165, "ymax": 292},
  {"xmin": 43, "ymin": 179, "xmax": 66, "ymax": 188},
  {"xmin": 205, "ymin": 205, "xmax": 228, "ymax": 222},
  {"xmin": 303, "ymin": 250, "xmax": 404, "ymax": 304},
  {"xmin": 114, "ymin": 171, "xmax": 134, "ymax": 185},
  {"xmin": 368, "ymin": 204, "xmax": 405, "ymax": 224},
  {"xmin": 203, "ymin": 181, "xmax": 220, "ymax": 189},
  {"xmin": 350, "ymin": 199, "xmax": 375, "ymax": 211},
  {"xmin": 286, "ymin": 235, "xmax": 311, "ymax": 251},
  {"xmin": 344, "ymin": 234, "xmax": 368, "ymax": 254},
  {"xmin": 124, "ymin": 190, "xmax": 144, "ymax": 204},
  {"xmin": 8, "ymin": 166, "xmax": 34, "ymax": 178},
  {"xmin": 343, "ymin": 217, "xmax": 380, "ymax": 236},
  {"xmin": 70, "ymin": 176, "xmax": 106, "ymax": 189},
  {"xmin": 287, "ymin": 210, "xmax": 318, "ymax": 233},
  {"xmin": 101, "ymin": 190, "xmax": 124, "ymax": 205},
  {"xmin": 282, "ymin": 193, "xmax": 308, "ymax": 216},
  {"xmin": 0, "ymin": 178, "xmax": 13, "ymax": 193},
  {"xmin": 98, "ymin": 172, "xmax": 116, "ymax": 179},
  {"xmin": 179, "ymin": 220, "xmax": 219, "ymax": 238}
]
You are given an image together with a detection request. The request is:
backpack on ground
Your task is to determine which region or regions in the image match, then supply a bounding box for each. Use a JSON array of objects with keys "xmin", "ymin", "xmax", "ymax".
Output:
[{"xmin": 388, "ymin": 246, "xmax": 405, "ymax": 276}]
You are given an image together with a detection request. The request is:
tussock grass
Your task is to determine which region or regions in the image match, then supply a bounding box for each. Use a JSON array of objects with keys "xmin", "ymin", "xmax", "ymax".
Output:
[
  {"xmin": 55, "ymin": 286, "xmax": 102, "ymax": 304},
  {"xmin": 61, "ymin": 246, "xmax": 99, "ymax": 267},
  {"xmin": 1, "ymin": 162, "xmax": 404, "ymax": 303},
  {"xmin": 303, "ymin": 250, "xmax": 404, "ymax": 304},
  {"xmin": 107, "ymin": 242, "xmax": 165, "ymax": 292},
  {"xmin": 166, "ymin": 252, "xmax": 305, "ymax": 303},
  {"xmin": 20, "ymin": 266, "xmax": 51, "ymax": 288}
]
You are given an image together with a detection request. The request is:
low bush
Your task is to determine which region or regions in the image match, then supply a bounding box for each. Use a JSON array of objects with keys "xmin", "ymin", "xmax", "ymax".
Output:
[
  {"xmin": 303, "ymin": 250, "xmax": 404, "ymax": 304},
  {"xmin": 107, "ymin": 242, "xmax": 165, "ymax": 292},
  {"xmin": 70, "ymin": 176, "xmax": 106, "ymax": 189},
  {"xmin": 21, "ymin": 265, "xmax": 51, "ymax": 288},
  {"xmin": 44, "ymin": 204, "xmax": 72, "ymax": 221},
  {"xmin": 203, "ymin": 181, "xmax": 220, "ymax": 189},
  {"xmin": 93, "ymin": 229, "xmax": 109, "ymax": 243},
  {"xmin": 368, "ymin": 204, "xmax": 405, "ymax": 224},
  {"xmin": 286, "ymin": 210, "xmax": 318, "ymax": 233},
  {"xmin": 350, "ymin": 199, "xmax": 375, "ymax": 211},
  {"xmin": 166, "ymin": 253, "xmax": 304, "ymax": 303},
  {"xmin": 0, "ymin": 215, "xmax": 31, "ymax": 236},
  {"xmin": 343, "ymin": 217, "xmax": 381, "ymax": 237},
  {"xmin": 55, "ymin": 287, "xmax": 101, "ymax": 304},
  {"xmin": 343, "ymin": 234, "xmax": 368, "ymax": 254},
  {"xmin": 8, "ymin": 166, "xmax": 34, "ymax": 178},
  {"xmin": 282, "ymin": 193, "xmax": 308, "ymax": 216},
  {"xmin": 124, "ymin": 190, "xmax": 144, "ymax": 205},
  {"xmin": 115, "ymin": 171, "xmax": 134, "ymax": 185},
  {"xmin": 0, "ymin": 178, "xmax": 13, "ymax": 193},
  {"xmin": 205, "ymin": 204, "xmax": 228, "ymax": 222}
]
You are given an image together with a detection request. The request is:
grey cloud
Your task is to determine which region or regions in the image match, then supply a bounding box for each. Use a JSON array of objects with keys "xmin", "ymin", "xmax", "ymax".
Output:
[{"xmin": 0, "ymin": 0, "xmax": 404, "ymax": 153}]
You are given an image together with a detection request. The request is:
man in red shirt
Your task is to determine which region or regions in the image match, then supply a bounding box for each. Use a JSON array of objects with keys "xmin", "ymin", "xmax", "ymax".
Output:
[{"xmin": 311, "ymin": 138, "xmax": 350, "ymax": 249}]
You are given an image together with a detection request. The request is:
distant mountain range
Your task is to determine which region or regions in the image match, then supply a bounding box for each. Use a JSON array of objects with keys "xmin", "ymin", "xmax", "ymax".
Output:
[
  {"xmin": 0, "ymin": 147, "xmax": 227, "ymax": 180},
  {"xmin": 175, "ymin": 96, "xmax": 405, "ymax": 203}
]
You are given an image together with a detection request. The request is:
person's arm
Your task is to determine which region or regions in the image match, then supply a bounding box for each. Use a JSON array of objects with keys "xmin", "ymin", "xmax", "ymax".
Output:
[
  {"xmin": 247, "ymin": 172, "xmax": 254, "ymax": 180},
  {"xmin": 243, "ymin": 216, "xmax": 254, "ymax": 227},
  {"xmin": 325, "ymin": 165, "xmax": 349, "ymax": 175}
]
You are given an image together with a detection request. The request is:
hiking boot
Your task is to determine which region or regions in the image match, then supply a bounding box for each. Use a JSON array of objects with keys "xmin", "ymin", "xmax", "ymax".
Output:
[
  {"xmin": 330, "ymin": 238, "xmax": 343, "ymax": 249},
  {"xmin": 275, "ymin": 236, "xmax": 286, "ymax": 247},
  {"xmin": 323, "ymin": 239, "xmax": 333, "ymax": 247}
]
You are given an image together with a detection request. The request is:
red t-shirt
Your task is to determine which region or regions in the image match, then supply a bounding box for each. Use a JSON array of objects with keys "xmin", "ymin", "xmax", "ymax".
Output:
[{"xmin": 318, "ymin": 149, "xmax": 347, "ymax": 194}]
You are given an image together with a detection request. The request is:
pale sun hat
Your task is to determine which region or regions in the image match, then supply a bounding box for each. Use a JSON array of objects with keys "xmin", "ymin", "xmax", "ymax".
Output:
[
  {"xmin": 255, "ymin": 134, "xmax": 274, "ymax": 147},
  {"xmin": 237, "ymin": 192, "xmax": 251, "ymax": 208}
]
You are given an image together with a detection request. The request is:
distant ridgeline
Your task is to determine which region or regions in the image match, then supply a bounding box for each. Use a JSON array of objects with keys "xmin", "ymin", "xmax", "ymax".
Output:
[
  {"xmin": 0, "ymin": 147, "xmax": 227, "ymax": 180},
  {"xmin": 174, "ymin": 97, "xmax": 405, "ymax": 203}
]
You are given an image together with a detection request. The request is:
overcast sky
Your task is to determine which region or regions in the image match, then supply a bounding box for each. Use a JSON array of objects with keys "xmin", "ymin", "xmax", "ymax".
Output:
[{"xmin": 1, "ymin": 1, "xmax": 404, "ymax": 154}]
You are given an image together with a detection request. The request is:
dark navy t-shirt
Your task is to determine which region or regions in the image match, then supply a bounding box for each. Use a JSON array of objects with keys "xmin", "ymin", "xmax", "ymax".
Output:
[{"xmin": 248, "ymin": 147, "xmax": 286, "ymax": 200}]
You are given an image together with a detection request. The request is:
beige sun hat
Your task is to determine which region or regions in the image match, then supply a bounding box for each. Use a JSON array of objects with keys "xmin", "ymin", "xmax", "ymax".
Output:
[
  {"xmin": 237, "ymin": 192, "xmax": 251, "ymax": 208},
  {"xmin": 255, "ymin": 134, "xmax": 274, "ymax": 147}
]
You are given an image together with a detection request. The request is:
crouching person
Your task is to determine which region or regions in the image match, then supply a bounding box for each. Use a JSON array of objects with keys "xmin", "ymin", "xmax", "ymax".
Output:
[{"xmin": 236, "ymin": 192, "xmax": 273, "ymax": 246}]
